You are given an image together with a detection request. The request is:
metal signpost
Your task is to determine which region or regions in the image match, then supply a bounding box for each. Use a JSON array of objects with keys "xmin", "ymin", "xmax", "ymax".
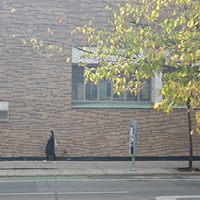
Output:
[{"xmin": 129, "ymin": 120, "xmax": 137, "ymax": 171}]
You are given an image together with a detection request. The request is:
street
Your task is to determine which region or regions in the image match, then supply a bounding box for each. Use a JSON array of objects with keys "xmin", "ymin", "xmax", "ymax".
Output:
[{"xmin": 0, "ymin": 176, "xmax": 200, "ymax": 200}]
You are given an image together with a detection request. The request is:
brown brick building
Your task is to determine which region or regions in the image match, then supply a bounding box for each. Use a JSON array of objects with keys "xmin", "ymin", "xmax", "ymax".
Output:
[{"xmin": 0, "ymin": 0, "xmax": 199, "ymax": 160}]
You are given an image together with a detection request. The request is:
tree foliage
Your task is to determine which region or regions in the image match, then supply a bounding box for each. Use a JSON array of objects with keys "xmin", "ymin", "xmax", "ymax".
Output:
[
  {"xmin": 71, "ymin": 0, "xmax": 200, "ymax": 134},
  {"xmin": 11, "ymin": 0, "xmax": 200, "ymax": 134}
]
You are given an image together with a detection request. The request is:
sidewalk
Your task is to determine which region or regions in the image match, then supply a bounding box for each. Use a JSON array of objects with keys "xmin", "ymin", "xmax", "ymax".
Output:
[{"xmin": 0, "ymin": 160, "xmax": 200, "ymax": 177}]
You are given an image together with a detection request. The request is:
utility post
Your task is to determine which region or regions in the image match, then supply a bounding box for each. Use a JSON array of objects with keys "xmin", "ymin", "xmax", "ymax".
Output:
[{"xmin": 129, "ymin": 120, "xmax": 137, "ymax": 171}]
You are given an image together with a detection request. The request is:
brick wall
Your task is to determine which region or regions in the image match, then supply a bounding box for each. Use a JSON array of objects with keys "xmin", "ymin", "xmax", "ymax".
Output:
[{"xmin": 0, "ymin": 0, "xmax": 200, "ymax": 158}]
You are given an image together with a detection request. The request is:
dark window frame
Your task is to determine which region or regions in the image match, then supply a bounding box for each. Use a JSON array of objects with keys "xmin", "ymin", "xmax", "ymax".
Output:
[{"xmin": 72, "ymin": 64, "xmax": 151, "ymax": 103}]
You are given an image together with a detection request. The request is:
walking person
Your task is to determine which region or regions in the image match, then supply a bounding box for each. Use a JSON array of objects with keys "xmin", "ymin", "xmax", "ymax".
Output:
[{"xmin": 43, "ymin": 130, "xmax": 57, "ymax": 163}]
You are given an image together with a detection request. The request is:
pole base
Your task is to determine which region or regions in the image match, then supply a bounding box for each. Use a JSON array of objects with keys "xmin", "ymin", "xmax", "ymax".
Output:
[
  {"xmin": 130, "ymin": 156, "xmax": 136, "ymax": 171},
  {"xmin": 130, "ymin": 168, "xmax": 137, "ymax": 171}
]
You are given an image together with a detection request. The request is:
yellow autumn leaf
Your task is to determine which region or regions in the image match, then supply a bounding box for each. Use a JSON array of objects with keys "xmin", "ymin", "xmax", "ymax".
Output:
[
  {"xmin": 136, "ymin": 17, "xmax": 140, "ymax": 24},
  {"xmin": 182, "ymin": 73, "xmax": 187, "ymax": 77},
  {"xmin": 110, "ymin": 39, "xmax": 115, "ymax": 45},
  {"xmin": 156, "ymin": 6, "xmax": 159, "ymax": 11},
  {"xmin": 12, "ymin": 34, "xmax": 16, "ymax": 38},
  {"xmin": 158, "ymin": 47, "xmax": 163, "ymax": 53},
  {"xmin": 11, "ymin": 8, "xmax": 16, "ymax": 13},
  {"xmin": 81, "ymin": 16, "xmax": 85, "ymax": 22},
  {"xmin": 180, "ymin": 56, "xmax": 184, "ymax": 62},
  {"xmin": 34, "ymin": 39, "xmax": 37, "ymax": 44},
  {"xmin": 154, "ymin": 103, "xmax": 159, "ymax": 110},
  {"xmin": 187, "ymin": 19, "xmax": 194, "ymax": 28},
  {"xmin": 66, "ymin": 57, "xmax": 70, "ymax": 63},
  {"xmin": 190, "ymin": 130, "xmax": 194, "ymax": 137},
  {"xmin": 59, "ymin": 47, "xmax": 63, "ymax": 53},
  {"xmin": 196, "ymin": 50, "xmax": 200, "ymax": 56},
  {"xmin": 70, "ymin": 30, "xmax": 74, "ymax": 36},
  {"xmin": 123, "ymin": 77, "xmax": 126, "ymax": 84},
  {"xmin": 152, "ymin": 10, "xmax": 159, "ymax": 17},
  {"xmin": 46, "ymin": 28, "xmax": 50, "ymax": 34}
]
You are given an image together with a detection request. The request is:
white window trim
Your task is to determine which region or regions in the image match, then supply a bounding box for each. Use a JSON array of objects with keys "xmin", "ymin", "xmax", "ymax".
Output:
[
  {"xmin": 151, "ymin": 72, "xmax": 162, "ymax": 104},
  {"xmin": 72, "ymin": 47, "xmax": 162, "ymax": 104}
]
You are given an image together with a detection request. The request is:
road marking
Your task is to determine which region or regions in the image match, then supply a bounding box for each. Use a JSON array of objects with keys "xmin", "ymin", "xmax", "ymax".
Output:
[
  {"xmin": 88, "ymin": 178, "xmax": 200, "ymax": 182},
  {"xmin": 0, "ymin": 176, "xmax": 200, "ymax": 183},
  {"xmin": 156, "ymin": 196, "xmax": 200, "ymax": 200},
  {"xmin": 0, "ymin": 191, "xmax": 129, "ymax": 196},
  {"xmin": 0, "ymin": 176, "xmax": 89, "ymax": 182}
]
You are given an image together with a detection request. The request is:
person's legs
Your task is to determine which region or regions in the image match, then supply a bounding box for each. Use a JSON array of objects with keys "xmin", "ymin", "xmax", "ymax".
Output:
[
  {"xmin": 53, "ymin": 153, "xmax": 56, "ymax": 161},
  {"xmin": 53, "ymin": 153, "xmax": 56, "ymax": 163},
  {"xmin": 43, "ymin": 155, "xmax": 48, "ymax": 163}
]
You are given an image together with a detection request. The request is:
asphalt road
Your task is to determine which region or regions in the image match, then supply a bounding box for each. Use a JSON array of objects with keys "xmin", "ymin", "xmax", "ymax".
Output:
[{"xmin": 0, "ymin": 176, "xmax": 200, "ymax": 200}]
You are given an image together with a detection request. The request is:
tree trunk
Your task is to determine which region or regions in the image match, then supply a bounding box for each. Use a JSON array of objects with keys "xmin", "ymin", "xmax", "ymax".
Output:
[{"xmin": 187, "ymin": 97, "xmax": 193, "ymax": 169}]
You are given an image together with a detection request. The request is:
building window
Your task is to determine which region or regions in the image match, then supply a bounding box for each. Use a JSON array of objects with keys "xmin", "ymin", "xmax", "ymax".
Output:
[
  {"xmin": 0, "ymin": 102, "xmax": 9, "ymax": 122},
  {"xmin": 126, "ymin": 80, "xmax": 151, "ymax": 102},
  {"xmin": 72, "ymin": 64, "xmax": 151, "ymax": 102}
]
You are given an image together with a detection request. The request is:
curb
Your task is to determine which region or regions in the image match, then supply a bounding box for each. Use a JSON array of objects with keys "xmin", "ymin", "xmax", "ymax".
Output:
[{"xmin": 0, "ymin": 169, "xmax": 200, "ymax": 178}]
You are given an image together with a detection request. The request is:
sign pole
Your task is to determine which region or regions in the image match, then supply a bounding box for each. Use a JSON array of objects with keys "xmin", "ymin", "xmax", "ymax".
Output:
[
  {"xmin": 130, "ymin": 156, "xmax": 136, "ymax": 171},
  {"xmin": 129, "ymin": 120, "xmax": 137, "ymax": 171}
]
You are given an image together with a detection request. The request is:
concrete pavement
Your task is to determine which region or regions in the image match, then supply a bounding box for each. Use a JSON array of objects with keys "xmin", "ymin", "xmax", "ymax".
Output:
[{"xmin": 0, "ymin": 160, "xmax": 200, "ymax": 177}]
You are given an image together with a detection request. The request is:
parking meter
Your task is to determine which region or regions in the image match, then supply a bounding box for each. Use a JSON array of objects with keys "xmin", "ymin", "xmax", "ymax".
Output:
[
  {"xmin": 129, "ymin": 120, "xmax": 137, "ymax": 156},
  {"xmin": 129, "ymin": 120, "xmax": 137, "ymax": 171}
]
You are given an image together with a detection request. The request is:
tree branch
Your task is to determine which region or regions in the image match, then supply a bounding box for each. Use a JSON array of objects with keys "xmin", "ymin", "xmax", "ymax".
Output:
[{"xmin": 43, "ymin": 39, "xmax": 94, "ymax": 54}]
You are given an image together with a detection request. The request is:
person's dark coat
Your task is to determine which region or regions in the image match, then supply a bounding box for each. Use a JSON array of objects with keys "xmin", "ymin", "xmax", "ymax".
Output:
[{"xmin": 45, "ymin": 135, "xmax": 55, "ymax": 156}]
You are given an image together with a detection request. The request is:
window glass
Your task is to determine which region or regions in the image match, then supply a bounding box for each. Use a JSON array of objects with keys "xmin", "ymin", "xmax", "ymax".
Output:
[
  {"xmin": 85, "ymin": 82, "xmax": 98, "ymax": 100},
  {"xmin": 113, "ymin": 93, "xmax": 124, "ymax": 101},
  {"xmin": 126, "ymin": 77, "xmax": 138, "ymax": 101},
  {"xmin": 72, "ymin": 65, "xmax": 84, "ymax": 101},
  {"xmin": 72, "ymin": 64, "xmax": 151, "ymax": 103},
  {"xmin": 126, "ymin": 91, "xmax": 138, "ymax": 101},
  {"xmin": 0, "ymin": 111, "xmax": 7, "ymax": 120},
  {"xmin": 140, "ymin": 79, "xmax": 151, "ymax": 101},
  {"xmin": 99, "ymin": 80, "xmax": 111, "ymax": 101}
]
